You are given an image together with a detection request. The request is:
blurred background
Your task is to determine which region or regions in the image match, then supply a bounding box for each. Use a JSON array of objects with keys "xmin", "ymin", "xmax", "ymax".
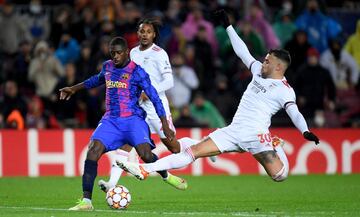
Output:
[{"xmin": 1, "ymin": 0, "xmax": 360, "ymax": 131}]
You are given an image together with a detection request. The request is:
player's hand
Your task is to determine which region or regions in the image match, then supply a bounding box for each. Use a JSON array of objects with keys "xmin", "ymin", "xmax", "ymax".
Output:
[
  {"xmin": 303, "ymin": 131, "xmax": 320, "ymax": 145},
  {"xmin": 163, "ymin": 126, "xmax": 175, "ymax": 141},
  {"xmin": 59, "ymin": 87, "xmax": 75, "ymax": 100},
  {"xmin": 213, "ymin": 9, "xmax": 230, "ymax": 28},
  {"xmin": 140, "ymin": 92, "xmax": 149, "ymax": 101}
]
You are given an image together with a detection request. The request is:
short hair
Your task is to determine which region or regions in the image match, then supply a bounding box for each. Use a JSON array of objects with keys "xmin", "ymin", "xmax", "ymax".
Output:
[
  {"xmin": 269, "ymin": 49, "xmax": 291, "ymax": 67},
  {"xmin": 137, "ymin": 18, "xmax": 161, "ymax": 44},
  {"xmin": 109, "ymin": 37, "xmax": 128, "ymax": 50}
]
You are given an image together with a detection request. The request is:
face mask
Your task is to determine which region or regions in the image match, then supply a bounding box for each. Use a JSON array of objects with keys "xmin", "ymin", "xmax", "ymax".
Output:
[
  {"xmin": 39, "ymin": 52, "xmax": 47, "ymax": 60},
  {"xmin": 30, "ymin": 4, "xmax": 41, "ymax": 14}
]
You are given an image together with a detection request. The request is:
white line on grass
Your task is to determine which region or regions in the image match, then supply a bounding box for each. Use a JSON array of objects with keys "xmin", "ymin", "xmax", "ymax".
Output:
[
  {"xmin": 0, "ymin": 206, "xmax": 340, "ymax": 217},
  {"xmin": 0, "ymin": 206, "xmax": 278, "ymax": 217}
]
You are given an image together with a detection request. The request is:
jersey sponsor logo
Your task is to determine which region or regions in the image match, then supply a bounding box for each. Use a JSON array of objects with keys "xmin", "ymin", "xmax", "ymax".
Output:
[
  {"xmin": 106, "ymin": 80, "xmax": 128, "ymax": 89},
  {"xmin": 251, "ymin": 80, "xmax": 267, "ymax": 93}
]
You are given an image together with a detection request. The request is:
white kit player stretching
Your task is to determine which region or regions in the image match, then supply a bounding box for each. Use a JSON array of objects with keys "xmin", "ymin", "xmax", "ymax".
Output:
[
  {"xmin": 117, "ymin": 10, "xmax": 320, "ymax": 183},
  {"xmin": 98, "ymin": 18, "xmax": 190, "ymax": 192}
]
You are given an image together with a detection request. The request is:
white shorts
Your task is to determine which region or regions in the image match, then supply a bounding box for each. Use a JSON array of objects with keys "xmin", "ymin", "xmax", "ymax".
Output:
[
  {"xmin": 208, "ymin": 125, "xmax": 274, "ymax": 155},
  {"xmin": 146, "ymin": 114, "xmax": 176, "ymax": 139}
]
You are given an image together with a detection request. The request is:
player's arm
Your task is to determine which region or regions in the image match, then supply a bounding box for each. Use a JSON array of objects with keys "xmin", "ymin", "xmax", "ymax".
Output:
[
  {"xmin": 138, "ymin": 68, "xmax": 175, "ymax": 140},
  {"xmin": 285, "ymin": 102, "xmax": 320, "ymax": 145},
  {"xmin": 59, "ymin": 65, "xmax": 106, "ymax": 100},
  {"xmin": 154, "ymin": 51, "xmax": 174, "ymax": 93},
  {"xmin": 215, "ymin": 10, "xmax": 257, "ymax": 70}
]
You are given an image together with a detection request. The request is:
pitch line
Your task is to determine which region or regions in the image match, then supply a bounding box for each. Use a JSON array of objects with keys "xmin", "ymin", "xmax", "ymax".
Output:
[
  {"xmin": 0, "ymin": 206, "xmax": 339, "ymax": 216},
  {"xmin": 0, "ymin": 206, "xmax": 278, "ymax": 216}
]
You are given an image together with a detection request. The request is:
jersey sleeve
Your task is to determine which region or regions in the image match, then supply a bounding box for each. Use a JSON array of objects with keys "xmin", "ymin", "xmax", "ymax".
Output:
[
  {"xmin": 83, "ymin": 62, "xmax": 106, "ymax": 89},
  {"xmin": 250, "ymin": 61, "xmax": 262, "ymax": 77},
  {"xmin": 278, "ymin": 87, "xmax": 296, "ymax": 109},
  {"xmin": 157, "ymin": 50, "xmax": 172, "ymax": 75},
  {"xmin": 136, "ymin": 67, "xmax": 166, "ymax": 117}
]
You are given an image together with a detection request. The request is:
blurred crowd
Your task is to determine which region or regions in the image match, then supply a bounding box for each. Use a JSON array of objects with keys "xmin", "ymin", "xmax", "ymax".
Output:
[{"xmin": 1, "ymin": 0, "xmax": 360, "ymax": 130}]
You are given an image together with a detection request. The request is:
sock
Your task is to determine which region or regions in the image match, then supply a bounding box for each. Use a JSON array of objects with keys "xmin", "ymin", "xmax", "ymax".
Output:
[
  {"xmin": 108, "ymin": 150, "xmax": 129, "ymax": 187},
  {"xmin": 152, "ymin": 153, "xmax": 168, "ymax": 179},
  {"xmin": 178, "ymin": 137, "xmax": 200, "ymax": 152},
  {"xmin": 82, "ymin": 159, "xmax": 98, "ymax": 199},
  {"xmin": 82, "ymin": 198, "xmax": 92, "ymax": 203},
  {"xmin": 274, "ymin": 145, "xmax": 289, "ymax": 170},
  {"xmin": 143, "ymin": 147, "xmax": 195, "ymax": 173}
]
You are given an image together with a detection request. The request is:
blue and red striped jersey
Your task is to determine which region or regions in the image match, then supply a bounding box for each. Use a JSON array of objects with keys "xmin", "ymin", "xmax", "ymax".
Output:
[{"xmin": 84, "ymin": 60, "xmax": 165, "ymax": 119}]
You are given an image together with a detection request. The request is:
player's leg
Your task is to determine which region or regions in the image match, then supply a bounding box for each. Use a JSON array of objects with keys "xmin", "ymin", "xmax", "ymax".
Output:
[
  {"xmin": 118, "ymin": 137, "xmax": 221, "ymax": 179},
  {"xmin": 98, "ymin": 145, "xmax": 132, "ymax": 192},
  {"xmin": 253, "ymin": 150, "xmax": 288, "ymax": 181},
  {"xmin": 69, "ymin": 139, "xmax": 106, "ymax": 211},
  {"xmin": 70, "ymin": 118, "xmax": 120, "ymax": 211}
]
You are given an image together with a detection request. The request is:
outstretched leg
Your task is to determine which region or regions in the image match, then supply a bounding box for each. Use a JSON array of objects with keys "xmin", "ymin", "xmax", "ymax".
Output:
[{"xmin": 117, "ymin": 137, "xmax": 221, "ymax": 178}]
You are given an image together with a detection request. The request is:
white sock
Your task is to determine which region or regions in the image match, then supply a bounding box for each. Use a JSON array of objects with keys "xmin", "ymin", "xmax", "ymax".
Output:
[
  {"xmin": 178, "ymin": 137, "xmax": 200, "ymax": 152},
  {"xmin": 274, "ymin": 146, "xmax": 289, "ymax": 172},
  {"xmin": 108, "ymin": 149, "xmax": 129, "ymax": 187},
  {"xmin": 82, "ymin": 198, "xmax": 92, "ymax": 203},
  {"xmin": 143, "ymin": 147, "xmax": 195, "ymax": 173}
]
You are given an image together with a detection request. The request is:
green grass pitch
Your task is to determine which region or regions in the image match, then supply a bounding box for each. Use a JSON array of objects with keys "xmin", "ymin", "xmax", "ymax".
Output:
[{"xmin": 0, "ymin": 175, "xmax": 359, "ymax": 217}]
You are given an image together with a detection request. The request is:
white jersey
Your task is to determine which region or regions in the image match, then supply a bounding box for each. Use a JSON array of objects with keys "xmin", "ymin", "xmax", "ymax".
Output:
[
  {"xmin": 231, "ymin": 61, "xmax": 296, "ymax": 141},
  {"xmin": 130, "ymin": 44, "xmax": 172, "ymax": 119}
]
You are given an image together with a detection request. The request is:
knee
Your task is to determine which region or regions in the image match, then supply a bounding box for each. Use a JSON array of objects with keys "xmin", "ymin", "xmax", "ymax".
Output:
[
  {"xmin": 271, "ymin": 165, "xmax": 289, "ymax": 182},
  {"xmin": 162, "ymin": 139, "xmax": 181, "ymax": 153},
  {"xmin": 139, "ymin": 152, "xmax": 154, "ymax": 163},
  {"xmin": 168, "ymin": 146, "xmax": 180, "ymax": 154},
  {"xmin": 86, "ymin": 140, "xmax": 105, "ymax": 161}
]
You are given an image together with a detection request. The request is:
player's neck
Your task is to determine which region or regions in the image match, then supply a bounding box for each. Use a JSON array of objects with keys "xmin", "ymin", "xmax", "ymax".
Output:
[{"xmin": 139, "ymin": 43, "xmax": 154, "ymax": 51}]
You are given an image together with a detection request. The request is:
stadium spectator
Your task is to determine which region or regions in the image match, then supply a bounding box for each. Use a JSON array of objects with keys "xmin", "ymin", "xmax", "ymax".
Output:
[
  {"xmin": 53, "ymin": 63, "xmax": 82, "ymax": 128},
  {"xmin": 245, "ymin": 4, "xmax": 280, "ymax": 50},
  {"xmin": 181, "ymin": 6, "xmax": 218, "ymax": 55},
  {"xmin": 193, "ymin": 25, "xmax": 216, "ymax": 91},
  {"xmin": 294, "ymin": 47, "xmax": 336, "ymax": 126},
  {"xmin": 190, "ymin": 92, "xmax": 226, "ymax": 128},
  {"xmin": 238, "ymin": 21, "xmax": 266, "ymax": 59},
  {"xmin": 55, "ymin": 31, "xmax": 81, "ymax": 65},
  {"xmin": 0, "ymin": 1, "xmax": 29, "ymax": 55},
  {"xmin": 167, "ymin": 53, "xmax": 199, "ymax": 109},
  {"xmin": 284, "ymin": 30, "xmax": 312, "ymax": 85},
  {"xmin": 272, "ymin": 10, "xmax": 297, "ymax": 47},
  {"xmin": 295, "ymin": 0, "xmax": 342, "ymax": 53},
  {"xmin": 28, "ymin": 40, "xmax": 65, "ymax": 111},
  {"xmin": 76, "ymin": 41, "xmax": 96, "ymax": 81},
  {"xmin": 70, "ymin": 7, "xmax": 98, "ymax": 45},
  {"xmin": 320, "ymin": 39, "xmax": 359, "ymax": 90},
  {"xmin": 13, "ymin": 40, "xmax": 33, "ymax": 92},
  {"xmin": 0, "ymin": 80, "xmax": 28, "ymax": 127},
  {"xmin": 174, "ymin": 104, "xmax": 207, "ymax": 128},
  {"xmin": 62, "ymin": 36, "xmax": 184, "ymax": 211},
  {"xmin": 208, "ymin": 74, "xmax": 238, "ymax": 124},
  {"xmin": 26, "ymin": 95, "xmax": 47, "ymax": 128},
  {"xmin": 166, "ymin": 21, "xmax": 187, "ymax": 58},
  {"xmin": 344, "ymin": 20, "xmax": 360, "ymax": 70},
  {"xmin": 22, "ymin": 0, "xmax": 50, "ymax": 43},
  {"xmin": 49, "ymin": 5, "xmax": 73, "ymax": 48}
]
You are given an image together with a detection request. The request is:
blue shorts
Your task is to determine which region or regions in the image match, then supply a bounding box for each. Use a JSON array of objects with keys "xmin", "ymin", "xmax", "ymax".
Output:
[{"xmin": 91, "ymin": 116, "xmax": 155, "ymax": 152}]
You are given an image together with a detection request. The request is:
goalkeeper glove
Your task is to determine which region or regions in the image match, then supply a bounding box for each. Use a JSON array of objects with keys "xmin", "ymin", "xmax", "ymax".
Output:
[
  {"xmin": 303, "ymin": 131, "xmax": 320, "ymax": 145},
  {"xmin": 213, "ymin": 9, "xmax": 230, "ymax": 28}
]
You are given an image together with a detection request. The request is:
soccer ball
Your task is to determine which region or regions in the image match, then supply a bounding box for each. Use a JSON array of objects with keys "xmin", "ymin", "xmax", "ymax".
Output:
[{"xmin": 106, "ymin": 185, "xmax": 131, "ymax": 209}]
